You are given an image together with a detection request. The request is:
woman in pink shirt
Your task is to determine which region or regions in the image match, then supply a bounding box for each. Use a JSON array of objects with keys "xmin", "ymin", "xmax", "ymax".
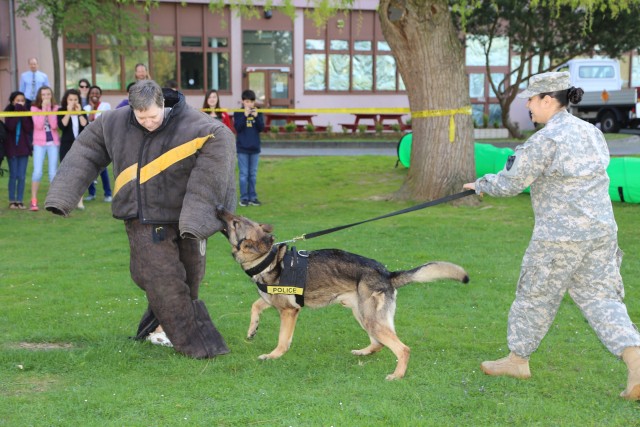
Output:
[{"xmin": 29, "ymin": 86, "xmax": 59, "ymax": 211}]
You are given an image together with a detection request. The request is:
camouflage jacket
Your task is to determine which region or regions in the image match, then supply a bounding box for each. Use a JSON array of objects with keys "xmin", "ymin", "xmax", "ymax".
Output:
[{"xmin": 475, "ymin": 110, "xmax": 617, "ymax": 242}]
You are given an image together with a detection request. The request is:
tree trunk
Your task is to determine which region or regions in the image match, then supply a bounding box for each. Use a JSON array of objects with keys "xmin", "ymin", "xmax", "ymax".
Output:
[
  {"xmin": 378, "ymin": 0, "xmax": 476, "ymax": 201},
  {"xmin": 50, "ymin": 23, "xmax": 61, "ymax": 100}
]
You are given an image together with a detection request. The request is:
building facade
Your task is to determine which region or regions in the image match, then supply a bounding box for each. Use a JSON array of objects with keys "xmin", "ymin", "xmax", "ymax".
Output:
[{"xmin": 2, "ymin": 0, "xmax": 640, "ymax": 131}]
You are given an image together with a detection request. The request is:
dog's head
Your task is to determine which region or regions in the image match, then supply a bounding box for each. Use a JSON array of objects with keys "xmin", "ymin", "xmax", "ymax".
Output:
[{"xmin": 216, "ymin": 206, "xmax": 275, "ymax": 263}]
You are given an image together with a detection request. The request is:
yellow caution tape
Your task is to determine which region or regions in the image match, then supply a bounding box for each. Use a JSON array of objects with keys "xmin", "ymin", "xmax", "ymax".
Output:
[
  {"xmin": 0, "ymin": 110, "xmax": 92, "ymax": 117},
  {"xmin": 3, "ymin": 105, "xmax": 472, "ymax": 142}
]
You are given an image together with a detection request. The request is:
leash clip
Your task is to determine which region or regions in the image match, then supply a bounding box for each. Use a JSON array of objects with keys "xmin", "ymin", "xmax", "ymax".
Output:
[{"xmin": 274, "ymin": 234, "xmax": 306, "ymax": 247}]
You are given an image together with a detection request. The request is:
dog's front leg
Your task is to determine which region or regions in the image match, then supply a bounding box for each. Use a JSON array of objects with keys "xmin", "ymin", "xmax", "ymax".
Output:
[
  {"xmin": 248, "ymin": 297, "xmax": 271, "ymax": 339},
  {"xmin": 259, "ymin": 307, "xmax": 299, "ymax": 360}
]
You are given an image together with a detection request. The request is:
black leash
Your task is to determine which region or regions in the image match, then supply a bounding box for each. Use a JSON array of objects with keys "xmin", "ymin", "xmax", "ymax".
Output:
[{"xmin": 276, "ymin": 189, "xmax": 476, "ymax": 244}]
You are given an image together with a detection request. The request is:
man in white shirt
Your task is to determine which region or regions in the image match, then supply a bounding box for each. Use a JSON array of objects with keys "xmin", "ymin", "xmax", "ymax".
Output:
[{"xmin": 19, "ymin": 57, "xmax": 50, "ymax": 108}]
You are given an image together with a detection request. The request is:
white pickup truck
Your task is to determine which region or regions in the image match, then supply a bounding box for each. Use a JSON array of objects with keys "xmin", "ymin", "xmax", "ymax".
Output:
[{"xmin": 556, "ymin": 59, "xmax": 640, "ymax": 132}]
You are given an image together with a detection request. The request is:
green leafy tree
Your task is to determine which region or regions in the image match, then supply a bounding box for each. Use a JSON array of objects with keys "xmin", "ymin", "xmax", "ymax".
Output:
[
  {"xmin": 16, "ymin": 0, "xmax": 149, "ymax": 98},
  {"xmin": 464, "ymin": 1, "xmax": 640, "ymax": 138},
  {"xmin": 18, "ymin": 0, "xmax": 638, "ymax": 200}
]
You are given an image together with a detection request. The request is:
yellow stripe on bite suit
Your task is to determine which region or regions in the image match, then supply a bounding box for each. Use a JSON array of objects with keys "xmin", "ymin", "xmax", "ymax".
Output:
[{"xmin": 112, "ymin": 134, "xmax": 213, "ymax": 197}]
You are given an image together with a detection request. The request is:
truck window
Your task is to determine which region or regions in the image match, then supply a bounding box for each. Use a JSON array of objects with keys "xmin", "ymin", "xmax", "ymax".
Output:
[{"xmin": 578, "ymin": 65, "xmax": 615, "ymax": 79}]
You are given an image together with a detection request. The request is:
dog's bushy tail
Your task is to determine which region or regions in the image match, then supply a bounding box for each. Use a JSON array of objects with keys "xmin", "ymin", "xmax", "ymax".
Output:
[{"xmin": 390, "ymin": 261, "xmax": 469, "ymax": 289}]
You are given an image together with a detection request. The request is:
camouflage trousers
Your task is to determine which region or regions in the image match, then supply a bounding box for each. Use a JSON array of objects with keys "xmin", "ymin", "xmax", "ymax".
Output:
[
  {"xmin": 508, "ymin": 234, "xmax": 640, "ymax": 358},
  {"xmin": 125, "ymin": 219, "xmax": 229, "ymax": 358}
]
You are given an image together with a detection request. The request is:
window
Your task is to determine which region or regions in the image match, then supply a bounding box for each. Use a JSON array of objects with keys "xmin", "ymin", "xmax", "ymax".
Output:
[
  {"xmin": 181, "ymin": 36, "xmax": 203, "ymax": 90},
  {"xmin": 303, "ymin": 11, "xmax": 403, "ymax": 93},
  {"xmin": 152, "ymin": 36, "xmax": 176, "ymax": 88},
  {"xmin": 207, "ymin": 38, "xmax": 230, "ymax": 91},
  {"xmin": 469, "ymin": 73, "xmax": 485, "ymax": 98},
  {"xmin": 62, "ymin": 3, "xmax": 231, "ymax": 93},
  {"xmin": 243, "ymin": 31, "xmax": 293, "ymax": 64}
]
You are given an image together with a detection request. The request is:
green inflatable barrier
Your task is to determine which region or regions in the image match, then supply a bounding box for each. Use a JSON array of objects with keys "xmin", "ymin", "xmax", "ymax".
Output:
[
  {"xmin": 397, "ymin": 134, "xmax": 639, "ymax": 203},
  {"xmin": 397, "ymin": 133, "xmax": 413, "ymax": 168},
  {"xmin": 608, "ymin": 157, "xmax": 640, "ymax": 203}
]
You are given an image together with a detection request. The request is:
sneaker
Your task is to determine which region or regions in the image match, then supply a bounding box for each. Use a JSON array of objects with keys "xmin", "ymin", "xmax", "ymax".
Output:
[
  {"xmin": 239, "ymin": 199, "xmax": 249, "ymax": 207},
  {"xmin": 9, "ymin": 202, "xmax": 18, "ymax": 209},
  {"xmin": 249, "ymin": 199, "xmax": 262, "ymax": 206},
  {"xmin": 84, "ymin": 195, "xmax": 96, "ymax": 201},
  {"xmin": 17, "ymin": 202, "xmax": 26, "ymax": 210},
  {"xmin": 29, "ymin": 199, "xmax": 39, "ymax": 211},
  {"xmin": 104, "ymin": 196, "xmax": 113, "ymax": 202},
  {"xmin": 147, "ymin": 331, "xmax": 173, "ymax": 347}
]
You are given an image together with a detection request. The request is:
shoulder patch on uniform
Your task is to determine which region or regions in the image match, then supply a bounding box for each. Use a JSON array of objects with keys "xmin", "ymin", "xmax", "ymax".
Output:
[{"xmin": 506, "ymin": 155, "xmax": 516, "ymax": 171}]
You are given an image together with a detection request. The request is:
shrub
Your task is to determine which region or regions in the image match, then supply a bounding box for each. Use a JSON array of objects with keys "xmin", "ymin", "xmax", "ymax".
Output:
[
  {"xmin": 284, "ymin": 122, "xmax": 296, "ymax": 133},
  {"xmin": 305, "ymin": 123, "xmax": 315, "ymax": 134},
  {"xmin": 270, "ymin": 125, "xmax": 280, "ymax": 135},
  {"xmin": 357, "ymin": 124, "xmax": 368, "ymax": 134}
]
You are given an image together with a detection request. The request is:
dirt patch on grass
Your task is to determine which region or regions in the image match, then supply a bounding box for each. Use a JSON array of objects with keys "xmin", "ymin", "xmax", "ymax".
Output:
[{"xmin": 15, "ymin": 342, "xmax": 75, "ymax": 350}]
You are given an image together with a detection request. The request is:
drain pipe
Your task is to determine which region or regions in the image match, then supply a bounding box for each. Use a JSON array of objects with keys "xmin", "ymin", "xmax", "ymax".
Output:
[{"xmin": 9, "ymin": 0, "xmax": 18, "ymax": 90}]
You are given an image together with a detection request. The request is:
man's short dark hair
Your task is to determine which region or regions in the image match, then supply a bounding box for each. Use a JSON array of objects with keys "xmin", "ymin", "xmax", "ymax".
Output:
[{"xmin": 241, "ymin": 90, "xmax": 256, "ymax": 101}]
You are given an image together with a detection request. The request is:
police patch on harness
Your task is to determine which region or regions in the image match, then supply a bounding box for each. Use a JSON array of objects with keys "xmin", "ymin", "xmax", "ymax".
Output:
[{"xmin": 266, "ymin": 285, "xmax": 304, "ymax": 295}]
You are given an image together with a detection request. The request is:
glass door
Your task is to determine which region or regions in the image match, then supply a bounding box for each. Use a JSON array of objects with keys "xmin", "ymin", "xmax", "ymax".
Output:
[{"xmin": 245, "ymin": 69, "xmax": 292, "ymax": 109}]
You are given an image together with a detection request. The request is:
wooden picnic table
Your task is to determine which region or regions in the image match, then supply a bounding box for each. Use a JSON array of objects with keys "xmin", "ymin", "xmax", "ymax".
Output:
[
  {"xmin": 340, "ymin": 113, "xmax": 408, "ymax": 132},
  {"xmin": 264, "ymin": 112, "xmax": 318, "ymax": 131}
]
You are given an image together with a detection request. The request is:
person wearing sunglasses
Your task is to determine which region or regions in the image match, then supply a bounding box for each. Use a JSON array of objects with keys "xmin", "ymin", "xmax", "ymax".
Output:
[{"xmin": 77, "ymin": 78, "xmax": 91, "ymax": 108}]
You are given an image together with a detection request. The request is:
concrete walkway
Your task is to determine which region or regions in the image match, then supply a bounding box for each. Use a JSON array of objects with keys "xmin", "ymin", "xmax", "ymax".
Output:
[{"xmin": 261, "ymin": 135, "xmax": 640, "ymax": 157}]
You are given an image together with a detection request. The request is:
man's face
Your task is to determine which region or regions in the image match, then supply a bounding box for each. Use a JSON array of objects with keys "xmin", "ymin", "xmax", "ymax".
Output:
[
  {"xmin": 133, "ymin": 104, "xmax": 164, "ymax": 132},
  {"xmin": 135, "ymin": 65, "xmax": 147, "ymax": 80},
  {"xmin": 29, "ymin": 59, "xmax": 38, "ymax": 72},
  {"xmin": 89, "ymin": 88, "xmax": 101, "ymax": 103}
]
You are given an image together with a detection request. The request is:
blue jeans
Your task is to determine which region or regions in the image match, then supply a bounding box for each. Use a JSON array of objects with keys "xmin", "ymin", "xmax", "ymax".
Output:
[
  {"xmin": 237, "ymin": 152, "xmax": 259, "ymax": 201},
  {"xmin": 7, "ymin": 155, "xmax": 29, "ymax": 202},
  {"xmin": 88, "ymin": 169, "xmax": 112, "ymax": 197},
  {"xmin": 32, "ymin": 144, "xmax": 59, "ymax": 183}
]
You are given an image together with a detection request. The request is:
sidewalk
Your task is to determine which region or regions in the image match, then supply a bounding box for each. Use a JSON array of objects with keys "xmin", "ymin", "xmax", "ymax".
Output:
[{"xmin": 261, "ymin": 135, "xmax": 640, "ymax": 157}]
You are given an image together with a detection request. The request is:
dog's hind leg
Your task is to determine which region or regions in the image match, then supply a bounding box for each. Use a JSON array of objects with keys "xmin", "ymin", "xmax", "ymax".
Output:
[
  {"xmin": 248, "ymin": 298, "xmax": 271, "ymax": 339},
  {"xmin": 373, "ymin": 327, "xmax": 410, "ymax": 381},
  {"xmin": 351, "ymin": 337, "xmax": 384, "ymax": 356},
  {"xmin": 258, "ymin": 307, "xmax": 300, "ymax": 360}
]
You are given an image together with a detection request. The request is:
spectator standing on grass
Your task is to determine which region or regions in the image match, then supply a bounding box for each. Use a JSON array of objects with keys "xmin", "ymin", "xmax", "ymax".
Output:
[
  {"xmin": 463, "ymin": 71, "xmax": 640, "ymax": 401},
  {"xmin": 29, "ymin": 86, "xmax": 59, "ymax": 211},
  {"xmin": 233, "ymin": 89, "xmax": 264, "ymax": 207},
  {"xmin": 83, "ymin": 85, "xmax": 112, "ymax": 202},
  {"xmin": 19, "ymin": 58, "xmax": 50, "ymax": 109},
  {"xmin": 45, "ymin": 79, "xmax": 237, "ymax": 359},
  {"xmin": 3, "ymin": 91, "xmax": 33, "ymax": 210},
  {"xmin": 203, "ymin": 89, "xmax": 232, "ymax": 130},
  {"xmin": 58, "ymin": 89, "xmax": 88, "ymax": 210},
  {"xmin": 78, "ymin": 78, "xmax": 91, "ymax": 108}
]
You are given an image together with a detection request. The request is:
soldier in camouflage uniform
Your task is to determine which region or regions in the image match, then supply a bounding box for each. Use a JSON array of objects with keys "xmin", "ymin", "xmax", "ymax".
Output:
[{"xmin": 463, "ymin": 71, "xmax": 640, "ymax": 400}]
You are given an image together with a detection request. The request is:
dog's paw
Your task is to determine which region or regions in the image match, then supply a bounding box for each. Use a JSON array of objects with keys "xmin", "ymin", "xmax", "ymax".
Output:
[
  {"xmin": 147, "ymin": 331, "xmax": 173, "ymax": 347},
  {"xmin": 385, "ymin": 373, "xmax": 403, "ymax": 381},
  {"xmin": 247, "ymin": 327, "xmax": 258, "ymax": 340}
]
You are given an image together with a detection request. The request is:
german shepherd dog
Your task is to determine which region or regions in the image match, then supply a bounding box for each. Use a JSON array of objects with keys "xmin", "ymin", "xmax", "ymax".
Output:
[{"xmin": 216, "ymin": 206, "xmax": 469, "ymax": 380}]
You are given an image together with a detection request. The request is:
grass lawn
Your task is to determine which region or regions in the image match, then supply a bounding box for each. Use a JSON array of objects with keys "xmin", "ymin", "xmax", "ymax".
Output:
[{"xmin": 1, "ymin": 155, "xmax": 639, "ymax": 426}]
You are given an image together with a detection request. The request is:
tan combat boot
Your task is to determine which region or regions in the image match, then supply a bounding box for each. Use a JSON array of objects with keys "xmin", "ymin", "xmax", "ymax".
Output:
[
  {"xmin": 620, "ymin": 346, "xmax": 640, "ymax": 400},
  {"xmin": 481, "ymin": 352, "xmax": 531, "ymax": 379}
]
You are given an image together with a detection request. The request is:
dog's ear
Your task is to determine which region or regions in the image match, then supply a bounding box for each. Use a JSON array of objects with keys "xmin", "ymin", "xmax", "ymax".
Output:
[
  {"xmin": 260, "ymin": 223, "xmax": 273, "ymax": 233},
  {"xmin": 257, "ymin": 234, "xmax": 274, "ymax": 252}
]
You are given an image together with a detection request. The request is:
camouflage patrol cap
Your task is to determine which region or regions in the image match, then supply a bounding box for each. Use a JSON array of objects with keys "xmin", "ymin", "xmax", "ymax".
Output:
[{"xmin": 517, "ymin": 71, "xmax": 571, "ymax": 98}]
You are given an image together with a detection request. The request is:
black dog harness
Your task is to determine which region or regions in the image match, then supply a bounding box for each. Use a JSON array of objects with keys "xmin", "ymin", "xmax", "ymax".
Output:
[{"xmin": 244, "ymin": 244, "xmax": 309, "ymax": 307}]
